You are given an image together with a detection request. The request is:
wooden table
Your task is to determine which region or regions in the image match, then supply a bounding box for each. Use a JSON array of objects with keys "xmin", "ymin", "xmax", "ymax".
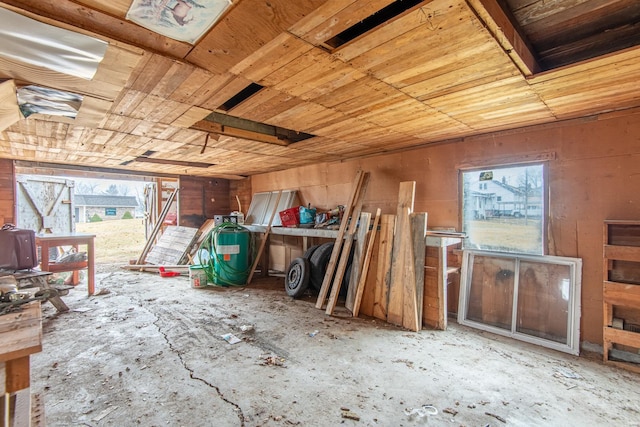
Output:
[
  {"xmin": 36, "ymin": 233, "xmax": 96, "ymax": 296},
  {"xmin": 1, "ymin": 301, "xmax": 42, "ymax": 426}
]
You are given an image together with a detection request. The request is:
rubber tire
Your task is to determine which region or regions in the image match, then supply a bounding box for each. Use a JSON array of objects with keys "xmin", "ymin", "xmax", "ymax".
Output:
[
  {"xmin": 285, "ymin": 257, "xmax": 310, "ymax": 298},
  {"xmin": 303, "ymin": 244, "xmax": 320, "ymax": 260},
  {"xmin": 309, "ymin": 242, "xmax": 334, "ymax": 291}
]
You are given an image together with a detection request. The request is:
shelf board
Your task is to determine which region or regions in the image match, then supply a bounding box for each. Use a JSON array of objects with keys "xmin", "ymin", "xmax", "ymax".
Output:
[
  {"xmin": 604, "ymin": 245, "xmax": 640, "ymax": 262},
  {"xmin": 603, "ymin": 281, "xmax": 640, "ymax": 307},
  {"xmin": 604, "ymin": 326, "xmax": 640, "ymax": 349}
]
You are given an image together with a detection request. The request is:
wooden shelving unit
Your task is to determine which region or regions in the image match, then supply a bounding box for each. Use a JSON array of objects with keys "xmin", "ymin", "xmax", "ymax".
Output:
[{"xmin": 603, "ymin": 220, "xmax": 640, "ymax": 373}]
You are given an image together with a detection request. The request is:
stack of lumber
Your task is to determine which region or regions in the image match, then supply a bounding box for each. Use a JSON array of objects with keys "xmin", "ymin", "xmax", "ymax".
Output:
[
  {"xmin": 354, "ymin": 182, "xmax": 427, "ymax": 332},
  {"xmin": 316, "ymin": 170, "xmax": 370, "ymax": 314}
]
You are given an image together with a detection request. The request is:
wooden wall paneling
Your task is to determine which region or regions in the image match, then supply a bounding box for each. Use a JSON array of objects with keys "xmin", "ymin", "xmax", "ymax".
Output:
[
  {"xmin": 0, "ymin": 158, "xmax": 15, "ymax": 224},
  {"xmin": 329, "ymin": 0, "xmax": 433, "ymax": 62},
  {"xmin": 190, "ymin": 73, "xmax": 239, "ymax": 107},
  {"xmin": 149, "ymin": 61, "xmax": 199, "ymax": 99},
  {"xmin": 129, "ymin": 54, "xmax": 176, "ymax": 93},
  {"xmin": 153, "ymin": 102, "xmax": 193, "ymax": 126},
  {"xmin": 265, "ymin": 101, "xmax": 345, "ymax": 132},
  {"xmin": 288, "ymin": 0, "xmax": 357, "ymax": 37},
  {"xmin": 72, "ymin": 0, "xmax": 131, "ymax": 18},
  {"xmin": 228, "ymin": 87, "xmax": 304, "ymax": 123},
  {"xmin": 187, "ymin": 0, "xmax": 327, "ymax": 74},
  {"xmin": 297, "ymin": 0, "xmax": 396, "ymax": 46},
  {"xmin": 168, "ymin": 68, "xmax": 215, "ymax": 104},
  {"xmin": 342, "ymin": 0, "xmax": 475, "ymax": 71},
  {"xmin": 466, "ymin": 0, "xmax": 540, "ymax": 75},
  {"xmin": 197, "ymin": 75, "xmax": 254, "ymax": 111},
  {"xmin": 423, "ymin": 245, "xmax": 441, "ymax": 328},
  {"xmin": 112, "ymin": 90, "xmax": 148, "ymax": 117},
  {"xmin": 270, "ymin": 50, "xmax": 363, "ymax": 99},
  {"xmin": 262, "ymin": 48, "xmax": 328, "ymax": 88},
  {"xmin": 230, "ymin": 33, "xmax": 314, "ymax": 83},
  {"xmin": 129, "ymin": 94, "xmax": 166, "ymax": 120}
]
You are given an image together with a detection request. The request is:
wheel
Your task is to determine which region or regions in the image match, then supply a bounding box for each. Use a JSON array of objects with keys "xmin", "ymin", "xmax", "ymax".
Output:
[
  {"xmin": 309, "ymin": 242, "xmax": 334, "ymax": 291},
  {"xmin": 308, "ymin": 242, "xmax": 354, "ymax": 295},
  {"xmin": 285, "ymin": 257, "xmax": 310, "ymax": 298},
  {"xmin": 303, "ymin": 244, "xmax": 320, "ymax": 260}
]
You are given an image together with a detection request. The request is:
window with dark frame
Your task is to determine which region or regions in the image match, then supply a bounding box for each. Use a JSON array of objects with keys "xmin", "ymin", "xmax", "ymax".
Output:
[{"xmin": 461, "ymin": 163, "xmax": 546, "ymax": 255}]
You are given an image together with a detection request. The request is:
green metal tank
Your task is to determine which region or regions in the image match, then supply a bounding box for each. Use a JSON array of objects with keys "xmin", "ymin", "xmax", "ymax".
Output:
[{"xmin": 212, "ymin": 224, "xmax": 251, "ymax": 286}]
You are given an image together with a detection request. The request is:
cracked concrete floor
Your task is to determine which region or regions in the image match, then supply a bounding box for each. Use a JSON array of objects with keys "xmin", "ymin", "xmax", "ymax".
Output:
[{"xmin": 30, "ymin": 268, "xmax": 640, "ymax": 426}]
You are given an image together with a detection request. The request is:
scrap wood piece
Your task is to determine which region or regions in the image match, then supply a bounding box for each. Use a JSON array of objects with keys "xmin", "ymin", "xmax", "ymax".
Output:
[
  {"xmin": 325, "ymin": 174, "xmax": 370, "ymax": 315},
  {"xmin": 388, "ymin": 181, "xmax": 416, "ymax": 329},
  {"xmin": 345, "ymin": 211, "xmax": 372, "ymax": 312},
  {"xmin": 246, "ymin": 190, "xmax": 282, "ymax": 285},
  {"xmin": 372, "ymin": 214, "xmax": 395, "ymax": 320},
  {"xmin": 145, "ymin": 225, "xmax": 199, "ymax": 265},
  {"xmin": 352, "ymin": 208, "xmax": 381, "ymax": 317},
  {"xmin": 315, "ymin": 170, "xmax": 365, "ymax": 309},
  {"xmin": 136, "ymin": 187, "xmax": 177, "ymax": 265},
  {"xmin": 187, "ymin": 218, "xmax": 217, "ymax": 261},
  {"xmin": 410, "ymin": 212, "xmax": 427, "ymax": 329}
]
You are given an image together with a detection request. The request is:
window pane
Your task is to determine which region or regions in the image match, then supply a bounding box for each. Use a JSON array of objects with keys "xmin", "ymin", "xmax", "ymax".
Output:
[
  {"xmin": 462, "ymin": 164, "xmax": 544, "ymax": 254},
  {"xmin": 516, "ymin": 261, "xmax": 570, "ymax": 344},
  {"xmin": 466, "ymin": 255, "xmax": 515, "ymax": 330}
]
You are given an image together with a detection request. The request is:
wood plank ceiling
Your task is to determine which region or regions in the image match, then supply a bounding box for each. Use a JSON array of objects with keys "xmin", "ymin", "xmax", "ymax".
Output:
[{"xmin": 0, "ymin": 0, "xmax": 639, "ymax": 178}]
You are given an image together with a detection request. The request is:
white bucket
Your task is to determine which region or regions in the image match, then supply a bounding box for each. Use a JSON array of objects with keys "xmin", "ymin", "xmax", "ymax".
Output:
[{"xmin": 189, "ymin": 265, "xmax": 207, "ymax": 288}]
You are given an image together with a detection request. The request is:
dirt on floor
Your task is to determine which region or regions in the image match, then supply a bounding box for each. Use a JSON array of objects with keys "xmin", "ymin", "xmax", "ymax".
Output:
[{"xmin": 30, "ymin": 268, "xmax": 640, "ymax": 427}]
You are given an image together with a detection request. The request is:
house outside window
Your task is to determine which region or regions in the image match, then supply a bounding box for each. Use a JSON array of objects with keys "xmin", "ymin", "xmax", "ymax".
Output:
[{"xmin": 460, "ymin": 164, "xmax": 546, "ymax": 255}]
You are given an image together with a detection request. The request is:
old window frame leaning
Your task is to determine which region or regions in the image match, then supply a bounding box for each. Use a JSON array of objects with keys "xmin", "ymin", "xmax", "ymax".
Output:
[{"xmin": 458, "ymin": 250, "xmax": 582, "ymax": 355}]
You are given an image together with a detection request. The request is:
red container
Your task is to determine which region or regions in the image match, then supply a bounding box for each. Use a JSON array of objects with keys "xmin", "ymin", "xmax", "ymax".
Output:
[{"xmin": 279, "ymin": 207, "xmax": 300, "ymax": 227}]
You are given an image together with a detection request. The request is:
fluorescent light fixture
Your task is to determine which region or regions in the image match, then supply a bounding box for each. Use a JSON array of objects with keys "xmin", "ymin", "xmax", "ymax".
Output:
[
  {"xmin": 127, "ymin": 0, "xmax": 232, "ymax": 44},
  {"xmin": 0, "ymin": 7, "xmax": 107, "ymax": 80}
]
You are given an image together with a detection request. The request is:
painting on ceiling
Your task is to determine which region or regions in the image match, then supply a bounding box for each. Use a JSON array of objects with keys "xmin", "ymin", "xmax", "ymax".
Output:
[{"xmin": 126, "ymin": 0, "xmax": 232, "ymax": 44}]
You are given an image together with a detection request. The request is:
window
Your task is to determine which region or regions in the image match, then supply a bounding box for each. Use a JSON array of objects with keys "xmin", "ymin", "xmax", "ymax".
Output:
[
  {"xmin": 458, "ymin": 250, "xmax": 582, "ymax": 355},
  {"xmin": 461, "ymin": 163, "xmax": 546, "ymax": 255},
  {"xmin": 105, "ymin": 208, "xmax": 116, "ymax": 216}
]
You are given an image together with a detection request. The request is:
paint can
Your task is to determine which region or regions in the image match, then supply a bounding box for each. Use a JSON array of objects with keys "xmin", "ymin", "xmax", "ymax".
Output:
[{"xmin": 189, "ymin": 265, "xmax": 207, "ymax": 288}]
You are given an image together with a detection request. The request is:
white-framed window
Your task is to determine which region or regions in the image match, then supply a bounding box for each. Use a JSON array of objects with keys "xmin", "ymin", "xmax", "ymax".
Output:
[
  {"xmin": 460, "ymin": 163, "xmax": 547, "ymax": 255},
  {"xmin": 458, "ymin": 250, "xmax": 582, "ymax": 355}
]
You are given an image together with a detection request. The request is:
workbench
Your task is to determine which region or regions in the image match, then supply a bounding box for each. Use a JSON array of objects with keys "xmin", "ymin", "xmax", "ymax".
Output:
[
  {"xmin": 36, "ymin": 233, "xmax": 96, "ymax": 296},
  {"xmin": 245, "ymin": 225, "xmax": 462, "ymax": 330}
]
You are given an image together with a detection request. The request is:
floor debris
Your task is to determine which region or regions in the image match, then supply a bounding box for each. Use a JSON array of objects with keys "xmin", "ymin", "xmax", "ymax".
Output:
[{"xmin": 221, "ymin": 333, "xmax": 242, "ymax": 344}]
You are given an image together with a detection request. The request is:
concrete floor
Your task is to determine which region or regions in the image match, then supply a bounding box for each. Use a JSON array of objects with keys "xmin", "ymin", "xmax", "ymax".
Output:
[{"xmin": 30, "ymin": 268, "xmax": 640, "ymax": 426}]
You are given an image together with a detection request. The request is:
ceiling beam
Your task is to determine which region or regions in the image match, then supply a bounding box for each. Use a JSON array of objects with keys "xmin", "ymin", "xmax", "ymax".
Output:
[
  {"xmin": 466, "ymin": 0, "xmax": 541, "ymax": 76},
  {"xmin": 0, "ymin": 0, "xmax": 191, "ymax": 58}
]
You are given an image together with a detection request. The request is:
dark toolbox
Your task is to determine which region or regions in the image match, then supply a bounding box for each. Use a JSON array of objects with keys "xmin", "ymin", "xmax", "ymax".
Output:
[{"xmin": 0, "ymin": 223, "xmax": 38, "ymax": 270}]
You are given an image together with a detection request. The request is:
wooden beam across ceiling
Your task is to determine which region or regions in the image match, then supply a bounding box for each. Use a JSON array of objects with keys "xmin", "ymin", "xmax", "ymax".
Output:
[{"xmin": 466, "ymin": 0, "xmax": 541, "ymax": 76}]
